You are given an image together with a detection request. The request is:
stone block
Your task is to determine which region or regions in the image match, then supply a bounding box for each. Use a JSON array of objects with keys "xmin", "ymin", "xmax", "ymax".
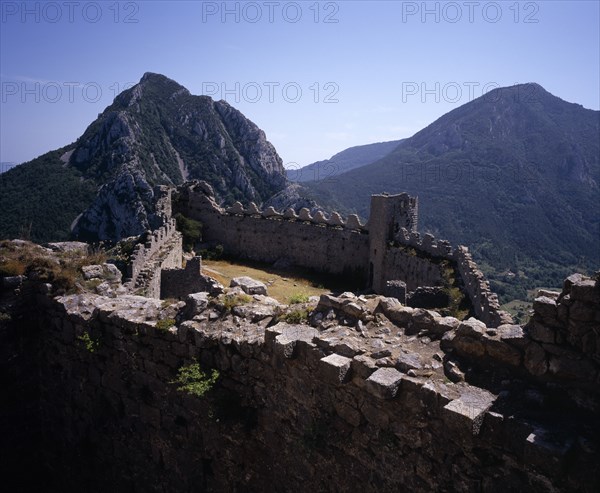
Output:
[
  {"xmin": 548, "ymin": 355, "xmax": 595, "ymax": 381},
  {"xmin": 365, "ymin": 367, "xmax": 403, "ymax": 399},
  {"xmin": 351, "ymin": 355, "xmax": 378, "ymax": 380},
  {"xmin": 442, "ymin": 388, "xmax": 495, "ymax": 435},
  {"xmin": 484, "ymin": 338, "xmax": 522, "ymax": 367},
  {"xmin": 527, "ymin": 320, "xmax": 556, "ymax": 344},
  {"xmin": 524, "ymin": 342, "xmax": 548, "ymax": 376},
  {"xmin": 533, "ymin": 296, "xmax": 558, "ymax": 324},
  {"xmin": 569, "ymin": 301, "xmax": 596, "ymax": 322},
  {"xmin": 453, "ymin": 336, "xmax": 486, "ymax": 358},
  {"xmin": 395, "ymin": 351, "xmax": 423, "ymax": 372},
  {"xmin": 430, "ymin": 316, "xmax": 460, "ymax": 337},
  {"xmin": 384, "ymin": 280, "xmax": 407, "ymax": 304},
  {"xmin": 185, "ymin": 292, "xmax": 209, "ymax": 318},
  {"xmin": 319, "ymin": 354, "xmax": 352, "ymax": 384},
  {"xmin": 230, "ymin": 276, "xmax": 267, "ymax": 296},
  {"xmin": 272, "ymin": 324, "xmax": 317, "ymax": 359},
  {"xmin": 497, "ymin": 324, "xmax": 527, "ymax": 348},
  {"xmin": 456, "ymin": 318, "xmax": 486, "ymax": 338},
  {"xmin": 570, "ymin": 279, "xmax": 599, "ymax": 303}
]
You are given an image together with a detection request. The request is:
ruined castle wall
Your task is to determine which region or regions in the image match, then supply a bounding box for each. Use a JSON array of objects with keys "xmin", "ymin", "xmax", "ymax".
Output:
[
  {"xmin": 389, "ymin": 229, "xmax": 511, "ymax": 327},
  {"xmin": 125, "ymin": 219, "xmax": 182, "ymax": 298},
  {"xmin": 181, "ymin": 192, "xmax": 369, "ymax": 281},
  {"xmin": 176, "ymin": 184, "xmax": 510, "ymax": 326},
  {"xmin": 454, "ymin": 246, "xmax": 508, "ymax": 327},
  {"xmin": 161, "ymin": 257, "xmax": 207, "ymax": 299},
  {"xmin": 381, "ymin": 246, "xmax": 444, "ymax": 292},
  {"xmin": 33, "ymin": 294, "xmax": 598, "ymax": 492}
]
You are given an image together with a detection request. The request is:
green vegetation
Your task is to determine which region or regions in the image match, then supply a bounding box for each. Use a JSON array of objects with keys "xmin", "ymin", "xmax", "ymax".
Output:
[
  {"xmin": 174, "ymin": 213, "xmax": 202, "ymax": 252},
  {"xmin": 280, "ymin": 308, "xmax": 311, "ymax": 324},
  {"xmin": 156, "ymin": 318, "xmax": 176, "ymax": 330},
  {"xmin": 288, "ymin": 292, "xmax": 310, "ymax": 304},
  {"xmin": 223, "ymin": 294, "xmax": 252, "ymax": 311},
  {"xmin": 0, "ymin": 240, "xmax": 108, "ymax": 294},
  {"xmin": 0, "ymin": 149, "xmax": 97, "ymax": 242},
  {"xmin": 440, "ymin": 261, "xmax": 470, "ymax": 320},
  {"xmin": 199, "ymin": 244, "xmax": 224, "ymax": 260},
  {"xmin": 172, "ymin": 363, "xmax": 219, "ymax": 398},
  {"xmin": 78, "ymin": 331, "xmax": 100, "ymax": 353}
]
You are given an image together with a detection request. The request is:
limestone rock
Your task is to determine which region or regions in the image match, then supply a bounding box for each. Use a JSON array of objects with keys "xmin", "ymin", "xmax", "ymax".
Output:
[
  {"xmin": 230, "ymin": 276, "xmax": 267, "ymax": 296},
  {"xmin": 185, "ymin": 292, "xmax": 209, "ymax": 318},
  {"xmin": 365, "ymin": 367, "xmax": 403, "ymax": 399},
  {"xmin": 46, "ymin": 242, "xmax": 89, "ymax": 254}
]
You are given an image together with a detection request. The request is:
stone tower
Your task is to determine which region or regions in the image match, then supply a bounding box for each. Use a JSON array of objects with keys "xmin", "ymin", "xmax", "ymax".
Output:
[{"xmin": 368, "ymin": 192, "xmax": 419, "ymax": 292}]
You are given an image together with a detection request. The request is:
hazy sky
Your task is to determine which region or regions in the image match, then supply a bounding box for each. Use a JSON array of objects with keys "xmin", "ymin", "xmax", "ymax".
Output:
[{"xmin": 1, "ymin": 1, "xmax": 599, "ymax": 168}]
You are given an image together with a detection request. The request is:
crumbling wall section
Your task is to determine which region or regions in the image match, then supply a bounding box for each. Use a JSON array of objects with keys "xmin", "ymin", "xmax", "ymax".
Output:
[
  {"xmin": 34, "ymin": 293, "xmax": 599, "ymax": 492},
  {"xmin": 124, "ymin": 218, "xmax": 182, "ymax": 298},
  {"xmin": 177, "ymin": 182, "xmax": 511, "ymax": 326},
  {"xmin": 178, "ymin": 182, "xmax": 369, "ymax": 281}
]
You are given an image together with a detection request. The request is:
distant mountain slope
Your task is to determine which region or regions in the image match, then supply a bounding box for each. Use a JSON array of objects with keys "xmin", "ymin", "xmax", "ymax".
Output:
[
  {"xmin": 288, "ymin": 140, "xmax": 403, "ymax": 182},
  {"xmin": 305, "ymin": 83, "xmax": 600, "ymax": 300},
  {"xmin": 0, "ymin": 162, "xmax": 18, "ymax": 174},
  {"xmin": 0, "ymin": 73, "xmax": 288, "ymax": 242}
]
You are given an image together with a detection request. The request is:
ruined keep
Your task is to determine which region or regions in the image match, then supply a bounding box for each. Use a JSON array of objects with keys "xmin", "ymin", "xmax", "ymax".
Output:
[{"xmin": 176, "ymin": 181, "xmax": 511, "ymax": 327}]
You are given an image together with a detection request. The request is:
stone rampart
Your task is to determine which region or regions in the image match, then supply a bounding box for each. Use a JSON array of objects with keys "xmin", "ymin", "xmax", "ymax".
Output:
[
  {"xmin": 176, "ymin": 182, "xmax": 511, "ymax": 326},
  {"xmin": 178, "ymin": 182, "xmax": 370, "ymax": 281},
  {"xmin": 124, "ymin": 218, "xmax": 182, "ymax": 298},
  {"xmin": 30, "ymin": 291, "xmax": 599, "ymax": 492}
]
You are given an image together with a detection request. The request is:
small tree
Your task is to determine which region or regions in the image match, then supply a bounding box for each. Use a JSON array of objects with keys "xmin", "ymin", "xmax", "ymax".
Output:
[{"xmin": 174, "ymin": 213, "xmax": 202, "ymax": 252}]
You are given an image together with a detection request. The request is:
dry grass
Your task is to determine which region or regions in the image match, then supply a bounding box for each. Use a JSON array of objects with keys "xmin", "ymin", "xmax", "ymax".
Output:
[
  {"xmin": 202, "ymin": 259, "xmax": 330, "ymax": 304},
  {"xmin": 0, "ymin": 240, "xmax": 109, "ymax": 294}
]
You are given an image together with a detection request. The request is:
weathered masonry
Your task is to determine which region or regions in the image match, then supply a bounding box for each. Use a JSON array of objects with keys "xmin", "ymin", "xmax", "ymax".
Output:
[{"xmin": 176, "ymin": 181, "xmax": 511, "ymax": 326}]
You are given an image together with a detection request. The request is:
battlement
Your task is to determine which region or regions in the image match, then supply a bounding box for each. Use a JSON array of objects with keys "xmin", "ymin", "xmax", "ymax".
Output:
[
  {"xmin": 176, "ymin": 181, "xmax": 510, "ymax": 326},
  {"xmin": 124, "ymin": 218, "xmax": 182, "ymax": 297}
]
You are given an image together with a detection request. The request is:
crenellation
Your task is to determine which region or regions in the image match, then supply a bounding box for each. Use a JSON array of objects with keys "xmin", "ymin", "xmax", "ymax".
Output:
[
  {"xmin": 261, "ymin": 206, "xmax": 281, "ymax": 218},
  {"xmin": 246, "ymin": 202, "xmax": 261, "ymax": 215},
  {"xmin": 283, "ymin": 207, "xmax": 298, "ymax": 219},
  {"xmin": 345, "ymin": 214, "xmax": 364, "ymax": 230},
  {"xmin": 298, "ymin": 207, "xmax": 313, "ymax": 221},
  {"xmin": 328, "ymin": 212, "xmax": 345, "ymax": 227},
  {"xmin": 174, "ymin": 182, "xmax": 508, "ymax": 326},
  {"xmin": 227, "ymin": 201, "xmax": 245, "ymax": 214}
]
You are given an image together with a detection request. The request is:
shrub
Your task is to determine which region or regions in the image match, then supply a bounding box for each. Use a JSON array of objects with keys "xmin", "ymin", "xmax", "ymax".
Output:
[
  {"xmin": 289, "ymin": 292, "xmax": 310, "ymax": 304},
  {"xmin": 156, "ymin": 318, "xmax": 176, "ymax": 330},
  {"xmin": 0, "ymin": 258, "xmax": 26, "ymax": 276},
  {"xmin": 172, "ymin": 363, "xmax": 219, "ymax": 398},
  {"xmin": 77, "ymin": 331, "xmax": 100, "ymax": 353},
  {"xmin": 223, "ymin": 294, "xmax": 252, "ymax": 311},
  {"xmin": 281, "ymin": 308, "xmax": 310, "ymax": 324},
  {"xmin": 174, "ymin": 213, "xmax": 202, "ymax": 252}
]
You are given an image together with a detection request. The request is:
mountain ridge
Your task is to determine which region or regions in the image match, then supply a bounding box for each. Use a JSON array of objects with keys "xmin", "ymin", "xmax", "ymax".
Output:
[
  {"xmin": 303, "ymin": 83, "xmax": 599, "ymax": 300},
  {"xmin": 288, "ymin": 139, "xmax": 404, "ymax": 182}
]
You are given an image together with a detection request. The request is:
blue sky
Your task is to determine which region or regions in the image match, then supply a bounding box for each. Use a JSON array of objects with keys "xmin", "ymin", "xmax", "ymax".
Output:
[{"xmin": 1, "ymin": 1, "xmax": 599, "ymax": 168}]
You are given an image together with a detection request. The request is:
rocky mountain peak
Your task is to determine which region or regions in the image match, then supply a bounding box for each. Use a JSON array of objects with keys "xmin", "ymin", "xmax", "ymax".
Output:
[{"xmin": 0, "ymin": 72, "xmax": 289, "ymax": 243}]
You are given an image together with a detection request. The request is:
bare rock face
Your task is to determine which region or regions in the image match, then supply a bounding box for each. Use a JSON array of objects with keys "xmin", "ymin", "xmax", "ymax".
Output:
[
  {"xmin": 72, "ymin": 167, "xmax": 167, "ymax": 242},
  {"xmin": 68, "ymin": 73, "xmax": 289, "ymax": 242}
]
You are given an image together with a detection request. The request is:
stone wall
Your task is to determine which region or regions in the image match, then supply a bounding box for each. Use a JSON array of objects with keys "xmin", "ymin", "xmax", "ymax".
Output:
[
  {"xmin": 454, "ymin": 246, "xmax": 511, "ymax": 327},
  {"xmin": 380, "ymin": 247, "xmax": 444, "ymax": 292},
  {"xmin": 177, "ymin": 182, "xmax": 370, "ymax": 281},
  {"xmin": 176, "ymin": 182, "xmax": 510, "ymax": 326},
  {"xmin": 30, "ymin": 291, "xmax": 599, "ymax": 492},
  {"xmin": 124, "ymin": 218, "xmax": 183, "ymax": 298},
  {"xmin": 442, "ymin": 273, "xmax": 600, "ymax": 410}
]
